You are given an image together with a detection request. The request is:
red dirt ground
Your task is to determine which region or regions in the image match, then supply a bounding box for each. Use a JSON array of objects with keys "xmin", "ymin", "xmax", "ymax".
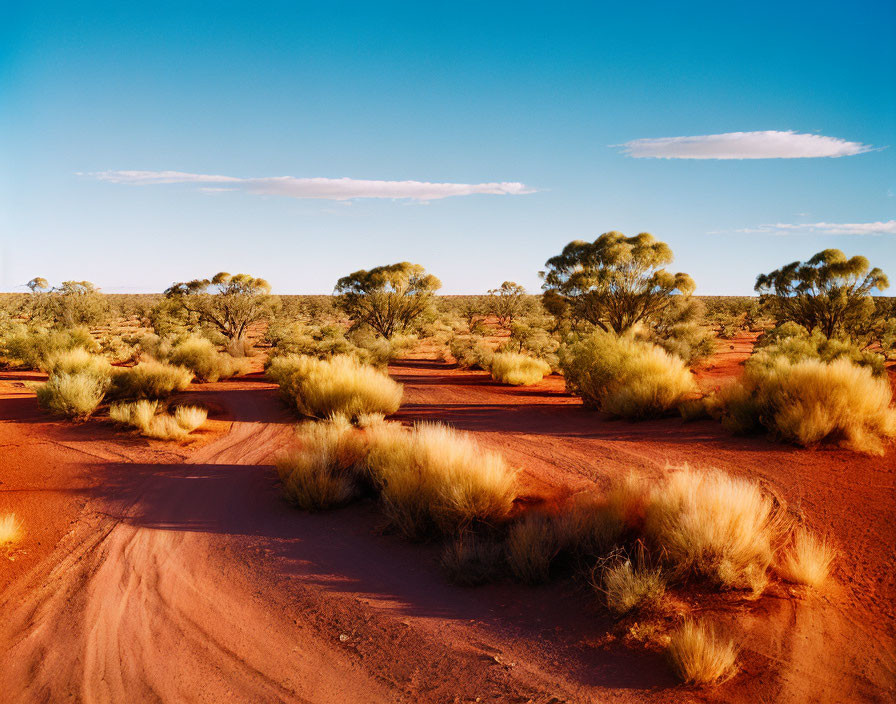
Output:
[{"xmin": 0, "ymin": 334, "xmax": 893, "ymax": 703}]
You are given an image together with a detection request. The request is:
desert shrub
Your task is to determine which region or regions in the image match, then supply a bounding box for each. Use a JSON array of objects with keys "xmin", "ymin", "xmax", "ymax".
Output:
[
  {"xmin": 560, "ymin": 332, "xmax": 697, "ymax": 419},
  {"xmin": 44, "ymin": 348, "xmax": 111, "ymax": 381},
  {"xmin": 98, "ymin": 332, "xmax": 140, "ymax": 364},
  {"xmin": 108, "ymin": 361, "xmax": 194, "ymax": 400},
  {"xmin": 274, "ymin": 421, "xmax": 370, "ymax": 510},
  {"xmin": 505, "ymin": 513, "xmax": 561, "ymax": 584},
  {"xmin": 110, "ymin": 400, "xmax": 206, "ymax": 440},
  {"xmin": 777, "ymin": 527, "xmax": 834, "ymax": 588},
  {"xmin": 715, "ymin": 357, "xmax": 896, "ymax": 455},
  {"xmin": 647, "ymin": 297, "xmax": 715, "ymax": 365},
  {"xmin": 35, "ymin": 372, "xmax": 107, "ymax": 418},
  {"xmin": 501, "ymin": 320, "xmax": 561, "ymax": 369},
  {"xmin": 0, "ymin": 513, "xmax": 23, "ymax": 546},
  {"xmin": 0, "ymin": 326, "xmax": 97, "ymax": 370},
  {"xmin": 447, "ymin": 335, "xmax": 495, "ymax": 369},
  {"xmin": 440, "ymin": 533, "xmax": 506, "ymax": 586},
  {"xmin": 489, "ymin": 352, "xmax": 551, "ymax": 386},
  {"xmin": 487, "ymin": 281, "xmax": 530, "ymax": 329},
  {"xmin": 165, "ymin": 335, "xmax": 245, "ymax": 381},
  {"xmin": 555, "ymin": 491, "xmax": 626, "ymax": 559},
  {"xmin": 644, "ymin": 468, "xmax": 781, "ymax": 593},
  {"xmin": 600, "ymin": 555, "xmax": 666, "ymax": 614},
  {"xmin": 668, "ymin": 619, "xmax": 738, "ymax": 685},
  {"xmin": 350, "ymin": 329, "xmax": 417, "ymax": 365},
  {"xmin": 268, "ymin": 354, "xmax": 403, "ymax": 421},
  {"xmin": 367, "ymin": 423, "xmax": 517, "ymax": 539},
  {"xmin": 753, "ymin": 322, "xmax": 885, "ymax": 376}
]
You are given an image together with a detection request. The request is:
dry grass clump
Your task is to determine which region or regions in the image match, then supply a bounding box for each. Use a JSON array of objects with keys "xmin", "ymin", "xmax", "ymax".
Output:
[
  {"xmin": 35, "ymin": 372, "xmax": 107, "ymax": 418},
  {"xmin": 668, "ymin": 618, "xmax": 738, "ymax": 685},
  {"xmin": 367, "ymin": 422, "xmax": 517, "ymax": 539},
  {"xmin": 777, "ymin": 526, "xmax": 834, "ymax": 588},
  {"xmin": 715, "ymin": 357, "xmax": 896, "ymax": 455},
  {"xmin": 489, "ymin": 352, "xmax": 551, "ymax": 386},
  {"xmin": 0, "ymin": 326, "xmax": 96, "ymax": 370},
  {"xmin": 644, "ymin": 468, "xmax": 781, "ymax": 594},
  {"xmin": 560, "ymin": 332, "xmax": 696, "ymax": 419},
  {"xmin": 0, "ymin": 513, "xmax": 23, "ymax": 546},
  {"xmin": 165, "ymin": 335, "xmax": 246, "ymax": 382},
  {"xmin": 108, "ymin": 360, "xmax": 194, "ymax": 400},
  {"xmin": 110, "ymin": 400, "xmax": 207, "ymax": 440},
  {"xmin": 275, "ymin": 421, "xmax": 370, "ymax": 510},
  {"xmin": 599, "ymin": 555, "xmax": 666, "ymax": 614},
  {"xmin": 44, "ymin": 347, "xmax": 111, "ymax": 380},
  {"xmin": 440, "ymin": 533, "xmax": 506, "ymax": 586},
  {"xmin": 447, "ymin": 335, "xmax": 495, "ymax": 370},
  {"xmin": 506, "ymin": 513, "xmax": 561, "ymax": 583},
  {"xmin": 268, "ymin": 354, "xmax": 403, "ymax": 421}
]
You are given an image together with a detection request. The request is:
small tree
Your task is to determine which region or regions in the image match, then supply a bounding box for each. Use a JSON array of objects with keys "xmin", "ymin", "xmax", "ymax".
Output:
[
  {"xmin": 755, "ymin": 249, "xmax": 889, "ymax": 340},
  {"xmin": 27, "ymin": 278, "xmax": 108, "ymax": 327},
  {"xmin": 541, "ymin": 231, "xmax": 695, "ymax": 333},
  {"xmin": 163, "ymin": 272, "xmax": 272, "ymax": 342},
  {"xmin": 487, "ymin": 281, "xmax": 528, "ymax": 329},
  {"xmin": 335, "ymin": 262, "xmax": 441, "ymax": 339}
]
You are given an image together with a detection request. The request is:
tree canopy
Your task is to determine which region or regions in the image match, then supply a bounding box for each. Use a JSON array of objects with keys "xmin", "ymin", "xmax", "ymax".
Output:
[
  {"xmin": 541, "ymin": 231, "xmax": 695, "ymax": 333},
  {"xmin": 335, "ymin": 262, "xmax": 441, "ymax": 339},
  {"xmin": 754, "ymin": 249, "xmax": 889, "ymax": 339},
  {"xmin": 163, "ymin": 272, "xmax": 272, "ymax": 341},
  {"xmin": 487, "ymin": 281, "xmax": 528, "ymax": 329}
]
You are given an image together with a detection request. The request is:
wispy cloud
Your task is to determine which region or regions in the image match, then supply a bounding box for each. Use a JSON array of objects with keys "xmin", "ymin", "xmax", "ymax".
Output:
[
  {"xmin": 729, "ymin": 220, "xmax": 896, "ymax": 236},
  {"xmin": 617, "ymin": 130, "xmax": 875, "ymax": 159},
  {"xmin": 82, "ymin": 170, "xmax": 535, "ymax": 201}
]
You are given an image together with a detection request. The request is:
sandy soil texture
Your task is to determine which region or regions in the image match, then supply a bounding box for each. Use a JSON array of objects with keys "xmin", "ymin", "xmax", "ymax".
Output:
[{"xmin": 0, "ymin": 336, "xmax": 894, "ymax": 703}]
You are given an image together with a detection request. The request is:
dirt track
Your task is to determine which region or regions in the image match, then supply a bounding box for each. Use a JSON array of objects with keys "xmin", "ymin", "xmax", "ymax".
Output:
[{"xmin": 0, "ymin": 347, "xmax": 894, "ymax": 703}]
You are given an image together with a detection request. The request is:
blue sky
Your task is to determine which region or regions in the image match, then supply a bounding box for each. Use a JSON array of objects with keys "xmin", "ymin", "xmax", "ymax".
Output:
[{"xmin": 2, "ymin": 1, "xmax": 894, "ymax": 294}]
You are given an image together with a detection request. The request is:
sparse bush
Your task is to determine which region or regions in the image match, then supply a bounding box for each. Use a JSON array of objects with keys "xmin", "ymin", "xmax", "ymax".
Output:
[
  {"xmin": 777, "ymin": 527, "xmax": 834, "ymax": 588},
  {"xmin": 0, "ymin": 326, "xmax": 97, "ymax": 370},
  {"xmin": 440, "ymin": 534, "xmax": 505, "ymax": 586},
  {"xmin": 165, "ymin": 335, "xmax": 245, "ymax": 381},
  {"xmin": 560, "ymin": 332, "xmax": 697, "ymax": 419},
  {"xmin": 367, "ymin": 423, "xmax": 517, "ymax": 538},
  {"xmin": 715, "ymin": 357, "xmax": 896, "ymax": 455},
  {"xmin": 268, "ymin": 354, "xmax": 403, "ymax": 421},
  {"xmin": 668, "ymin": 619, "xmax": 738, "ymax": 685},
  {"xmin": 274, "ymin": 421, "xmax": 370, "ymax": 510},
  {"xmin": 108, "ymin": 361, "xmax": 194, "ymax": 400},
  {"xmin": 35, "ymin": 372, "xmax": 107, "ymax": 418},
  {"xmin": 644, "ymin": 468, "xmax": 780, "ymax": 593},
  {"xmin": 448, "ymin": 335, "xmax": 494, "ymax": 369},
  {"xmin": 506, "ymin": 513, "xmax": 561, "ymax": 584},
  {"xmin": 0, "ymin": 513, "xmax": 22, "ymax": 546},
  {"xmin": 600, "ymin": 556, "xmax": 666, "ymax": 614},
  {"xmin": 753, "ymin": 322, "xmax": 885, "ymax": 375},
  {"xmin": 110, "ymin": 400, "xmax": 207, "ymax": 440},
  {"xmin": 489, "ymin": 352, "xmax": 551, "ymax": 386},
  {"xmin": 44, "ymin": 348, "xmax": 111, "ymax": 381},
  {"xmin": 555, "ymin": 492, "xmax": 626, "ymax": 559}
]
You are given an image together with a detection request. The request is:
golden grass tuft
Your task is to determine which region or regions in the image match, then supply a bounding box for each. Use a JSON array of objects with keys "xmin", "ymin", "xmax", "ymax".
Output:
[
  {"xmin": 719, "ymin": 357, "xmax": 896, "ymax": 455},
  {"xmin": 506, "ymin": 513, "xmax": 560, "ymax": 584},
  {"xmin": 600, "ymin": 556, "xmax": 666, "ymax": 614},
  {"xmin": 35, "ymin": 372, "xmax": 107, "ymax": 418},
  {"xmin": 44, "ymin": 347, "xmax": 111, "ymax": 380},
  {"xmin": 367, "ymin": 422, "xmax": 517, "ymax": 539},
  {"xmin": 110, "ymin": 400, "xmax": 206, "ymax": 440},
  {"xmin": 556, "ymin": 492, "xmax": 626, "ymax": 559},
  {"xmin": 165, "ymin": 335, "xmax": 247, "ymax": 382},
  {"xmin": 644, "ymin": 468, "xmax": 781, "ymax": 594},
  {"xmin": 173, "ymin": 405, "xmax": 208, "ymax": 432},
  {"xmin": 489, "ymin": 352, "xmax": 551, "ymax": 386},
  {"xmin": 777, "ymin": 526, "xmax": 834, "ymax": 588},
  {"xmin": 0, "ymin": 513, "xmax": 23, "ymax": 546},
  {"xmin": 668, "ymin": 618, "xmax": 738, "ymax": 685},
  {"xmin": 275, "ymin": 421, "xmax": 370, "ymax": 510},
  {"xmin": 268, "ymin": 354, "xmax": 403, "ymax": 421},
  {"xmin": 108, "ymin": 360, "xmax": 193, "ymax": 400},
  {"xmin": 560, "ymin": 332, "xmax": 697, "ymax": 419},
  {"xmin": 440, "ymin": 533, "xmax": 505, "ymax": 586}
]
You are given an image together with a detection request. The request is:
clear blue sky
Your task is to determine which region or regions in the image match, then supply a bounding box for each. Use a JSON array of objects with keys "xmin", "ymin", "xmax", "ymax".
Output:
[{"xmin": 2, "ymin": 1, "xmax": 894, "ymax": 294}]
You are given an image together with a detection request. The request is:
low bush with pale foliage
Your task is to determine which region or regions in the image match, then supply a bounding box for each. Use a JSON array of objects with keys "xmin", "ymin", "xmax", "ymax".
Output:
[
  {"xmin": 164, "ymin": 335, "xmax": 247, "ymax": 381},
  {"xmin": 0, "ymin": 513, "xmax": 22, "ymax": 546},
  {"xmin": 713, "ymin": 356, "xmax": 896, "ymax": 455},
  {"xmin": 668, "ymin": 618, "xmax": 738, "ymax": 685},
  {"xmin": 778, "ymin": 526, "xmax": 834, "ymax": 588},
  {"xmin": 599, "ymin": 554, "xmax": 666, "ymax": 614},
  {"xmin": 44, "ymin": 347, "xmax": 111, "ymax": 381},
  {"xmin": 268, "ymin": 354, "xmax": 403, "ymax": 421},
  {"xmin": 108, "ymin": 360, "xmax": 194, "ymax": 400},
  {"xmin": 560, "ymin": 332, "xmax": 696, "ymax": 419},
  {"xmin": 110, "ymin": 400, "xmax": 207, "ymax": 440},
  {"xmin": 35, "ymin": 372, "xmax": 107, "ymax": 418},
  {"xmin": 489, "ymin": 352, "xmax": 551, "ymax": 386}
]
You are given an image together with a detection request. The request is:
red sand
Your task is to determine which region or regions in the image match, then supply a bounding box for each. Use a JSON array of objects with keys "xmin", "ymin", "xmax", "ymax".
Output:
[{"xmin": 0, "ymin": 336, "xmax": 894, "ymax": 703}]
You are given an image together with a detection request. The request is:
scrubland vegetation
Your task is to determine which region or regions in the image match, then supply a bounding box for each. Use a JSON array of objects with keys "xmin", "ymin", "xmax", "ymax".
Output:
[
  {"xmin": 0, "ymin": 513, "xmax": 23, "ymax": 547},
  {"xmin": 489, "ymin": 352, "xmax": 551, "ymax": 386},
  {"xmin": 668, "ymin": 619, "xmax": 739, "ymax": 685},
  {"xmin": 110, "ymin": 400, "xmax": 207, "ymax": 440}
]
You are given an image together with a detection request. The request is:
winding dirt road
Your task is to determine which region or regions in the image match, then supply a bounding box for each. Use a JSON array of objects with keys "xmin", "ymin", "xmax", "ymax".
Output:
[{"xmin": 0, "ymin": 348, "xmax": 894, "ymax": 703}]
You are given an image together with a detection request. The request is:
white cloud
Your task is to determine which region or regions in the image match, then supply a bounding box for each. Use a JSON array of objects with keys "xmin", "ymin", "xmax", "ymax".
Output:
[
  {"xmin": 84, "ymin": 170, "xmax": 534, "ymax": 201},
  {"xmin": 732, "ymin": 220, "xmax": 896, "ymax": 235},
  {"xmin": 617, "ymin": 130, "xmax": 875, "ymax": 159}
]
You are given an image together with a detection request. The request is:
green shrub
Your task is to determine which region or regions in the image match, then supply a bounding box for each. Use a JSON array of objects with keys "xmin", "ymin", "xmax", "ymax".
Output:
[
  {"xmin": 108, "ymin": 361, "xmax": 194, "ymax": 400},
  {"xmin": 165, "ymin": 335, "xmax": 245, "ymax": 381},
  {"xmin": 560, "ymin": 332, "xmax": 697, "ymax": 419},
  {"xmin": 754, "ymin": 322, "xmax": 885, "ymax": 375},
  {"xmin": 448, "ymin": 335, "xmax": 494, "ymax": 369},
  {"xmin": 35, "ymin": 372, "xmax": 106, "ymax": 418},
  {"xmin": 489, "ymin": 352, "xmax": 551, "ymax": 386},
  {"xmin": 44, "ymin": 348, "xmax": 111, "ymax": 381},
  {"xmin": 0, "ymin": 326, "xmax": 97, "ymax": 370},
  {"xmin": 268, "ymin": 354, "xmax": 403, "ymax": 421}
]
